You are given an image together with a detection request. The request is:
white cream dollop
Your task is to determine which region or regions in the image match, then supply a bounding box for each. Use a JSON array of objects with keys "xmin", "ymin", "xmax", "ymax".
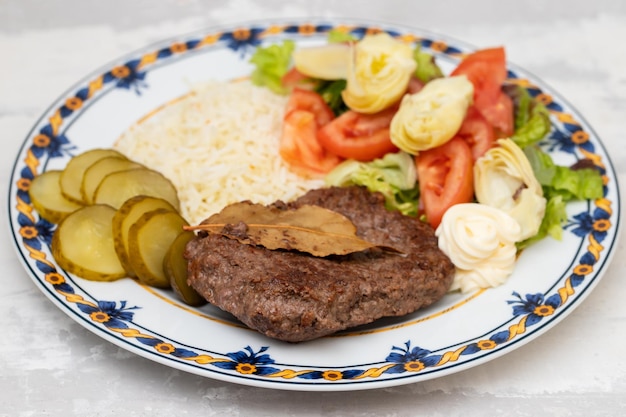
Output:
[
  {"xmin": 342, "ymin": 33, "xmax": 416, "ymax": 114},
  {"xmin": 436, "ymin": 203, "xmax": 523, "ymax": 293},
  {"xmin": 389, "ymin": 75, "xmax": 474, "ymax": 154},
  {"xmin": 474, "ymin": 138, "xmax": 546, "ymax": 240}
]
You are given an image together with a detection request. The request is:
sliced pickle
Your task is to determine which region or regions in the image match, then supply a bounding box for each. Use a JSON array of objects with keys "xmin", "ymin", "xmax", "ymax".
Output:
[
  {"xmin": 29, "ymin": 170, "xmax": 83, "ymax": 224},
  {"xmin": 112, "ymin": 196, "xmax": 178, "ymax": 277},
  {"xmin": 128, "ymin": 208, "xmax": 188, "ymax": 288},
  {"xmin": 51, "ymin": 204, "xmax": 126, "ymax": 281},
  {"xmin": 60, "ymin": 148, "xmax": 126, "ymax": 204},
  {"xmin": 163, "ymin": 231, "xmax": 206, "ymax": 306},
  {"xmin": 93, "ymin": 168, "xmax": 180, "ymax": 210},
  {"xmin": 81, "ymin": 156, "xmax": 144, "ymax": 204}
]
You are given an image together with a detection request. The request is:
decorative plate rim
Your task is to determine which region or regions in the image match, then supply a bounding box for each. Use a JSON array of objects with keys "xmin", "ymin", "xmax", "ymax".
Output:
[{"xmin": 8, "ymin": 18, "xmax": 622, "ymax": 391}]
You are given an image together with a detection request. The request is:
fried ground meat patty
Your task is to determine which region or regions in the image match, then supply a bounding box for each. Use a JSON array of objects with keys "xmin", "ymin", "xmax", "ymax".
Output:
[{"xmin": 184, "ymin": 186, "xmax": 454, "ymax": 342}]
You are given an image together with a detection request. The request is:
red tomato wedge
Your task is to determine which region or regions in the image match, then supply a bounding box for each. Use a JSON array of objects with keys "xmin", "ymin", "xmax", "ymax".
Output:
[
  {"xmin": 280, "ymin": 89, "xmax": 341, "ymax": 177},
  {"xmin": 479, "ymin": 91, "xmax": 514, "ymax": 138},
  {"xmin": 317, "ymin": 107, "xmax": 399, "ymax": 161},
  {"xmin": 451, "ymin": 47, "xmax": 514, "ymax": 137},
  {"xmin": 280, "ymin": 110, "xmax": 341, "ymax": 177},
  {"xmin": 285, "ymin": 88, "xmax": 335, "ymax": 126},
  {"xmin": 455, "ymin": 106, "xmax": 496, "ymax": 161},
  {"xmin": 281, "ymin": 68, "xmax": 315, "ymax": 90},
  {"xmin": 406, "ymin": 76, "xmax": 425, "ymax": 94},
  {"xmin": 415, "ymin": 137, "xmax": 474, "ymax": 229},
  {"xmin": 451, "ymin": 47, "xmax": 506, "ymax": 104}
]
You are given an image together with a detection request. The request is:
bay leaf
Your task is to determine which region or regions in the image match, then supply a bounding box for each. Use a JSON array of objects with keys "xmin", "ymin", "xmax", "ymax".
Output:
[{"xmin": 185, "ymin": 201, "xmax": 402, "ymax": 257}]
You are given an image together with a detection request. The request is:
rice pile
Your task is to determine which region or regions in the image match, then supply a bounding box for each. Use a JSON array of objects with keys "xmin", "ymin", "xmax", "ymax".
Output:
[{"xmin": 114, "ymin": 80, "xmax": 325, "ymax": 224}]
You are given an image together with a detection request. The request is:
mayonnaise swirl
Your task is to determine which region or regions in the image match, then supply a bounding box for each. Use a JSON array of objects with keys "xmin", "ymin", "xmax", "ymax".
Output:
[
  {"xmin": 342, "ymin": 33, "xmax": 416, "ymax": 114},
  {"xmin": 390, "ymin": 75, "xmax": 473, "ymax": 154},
  {"xmin": 436, "ymin": 203, "xmax": 522, "ymax": 293}
]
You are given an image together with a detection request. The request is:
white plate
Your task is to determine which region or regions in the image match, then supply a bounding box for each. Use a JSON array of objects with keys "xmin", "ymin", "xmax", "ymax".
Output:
[{"xmin": 8, "ymin": 18, "xmax": 621, "ymax": 391}]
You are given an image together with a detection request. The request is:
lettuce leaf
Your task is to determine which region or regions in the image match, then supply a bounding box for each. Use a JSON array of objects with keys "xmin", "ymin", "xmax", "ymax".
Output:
[
  {"xmin": 507, "ymin": 85, "xmax": 602, "ymax": 248},
  {"xmin": 509, "ymin": 84, "xmax": 534, "ymax": 130},
  {"xmin": 314, "ymin": 79, "xmax": 349, "ymax": 116},
  {"xmin": 249, "ymin": 40, "xmax": 295, "ymax": 95},
  {"xmin": 413, "ymin": 45, "xmax": 444, "ymax": 84},
  {"xmin": 523, "ymin": 143, "xmax": 556, "ymax": 185},
  {"xmin": 505, "ymin": 84, "xmax": 552, "ymax": 148},
  {"xmin": 517, "ymin": 195, "xmax": 567, "ymax": 249},
  {"xmin": 518, "ymin": 141, "xmax": 603, "ymax": 249},
  {"xmin": 327, "ymin": 29, "xmax": 358, "ymax": 43},
  {"xmin": 552, "ymin": 165, "xmax": 604, "ymax": 200},
  {"xmin": 524, "ymin": 145, "xmax": 604, "ymax": 201},
  {"xmin": 325, "ymin": 152, "xmax": 419, "ymax": 216}
]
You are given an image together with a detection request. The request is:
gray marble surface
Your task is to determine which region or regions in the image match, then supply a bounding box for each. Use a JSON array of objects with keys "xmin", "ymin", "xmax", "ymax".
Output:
[{"xmin": 1, "ymin": 1, "xmax": 625, "ymax": 416}]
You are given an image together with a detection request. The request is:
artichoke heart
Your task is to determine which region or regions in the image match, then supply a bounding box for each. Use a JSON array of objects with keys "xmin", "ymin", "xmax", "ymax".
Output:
[
  {"xmin": 474, "ymin": 138, "xmax": 547, "ymax": 240},
  {"xmin": 293, "ymin": 43, "xmax": 352, "ymax": 80},
  {"xmin": 342, "ymin": 33, "xmax": 416, "ymax": 114},
  {"xmin": 390, "ymin": 75, "xmax": 474, "ymax": 154}
]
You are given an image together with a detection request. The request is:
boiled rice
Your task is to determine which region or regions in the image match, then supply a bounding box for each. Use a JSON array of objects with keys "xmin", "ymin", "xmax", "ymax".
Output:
[{"xmin": 114, "ymin": 80, "xmax": 324, "ymax": 224}]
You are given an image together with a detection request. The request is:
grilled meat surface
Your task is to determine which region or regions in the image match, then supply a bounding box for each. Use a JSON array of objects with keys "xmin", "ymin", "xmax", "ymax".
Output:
[{"xmin": 185, "ymin": 186, "xmax": 454, "ymax": 342}]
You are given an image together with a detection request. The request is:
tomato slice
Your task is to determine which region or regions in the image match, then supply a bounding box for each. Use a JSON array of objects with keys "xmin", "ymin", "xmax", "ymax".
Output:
[
  {"xmin": 280, "ymin": 88, "xmax": 342, "ymax": 176},
  {"xmin": 281, "ymin": 68, "xmax": 315, "ymax": 91},
  {"xmin": 451, "ymin": 47, "xmax": 506, "ymax": 104},
  {"xmin": 415, "ymin": 137, "xmax": 474, "ymax": 229},
  {"xmin": 280, "ymin": 109, "xmax": 341, "ymax": 177},
  {"xmin": 455, "ymin": 106, "xmax": 496, "ymax": 161},
  {"xmin": 451, "ymin": 47, "xmax": 514, "ymax": 137},
  {"xmin": 406, "ymin": 76, "xmax": 425, "ymax": 94},
  {"xmin": 317, "ymin": 107, "xmax": 399, "ymax": 161},
  {"xmin": 285, "ymin": 88, "xmax": 335, "ymax": 127},
  {"xmin": 479, "ymin": 91, "xmax": 514, "ymax": 137}
]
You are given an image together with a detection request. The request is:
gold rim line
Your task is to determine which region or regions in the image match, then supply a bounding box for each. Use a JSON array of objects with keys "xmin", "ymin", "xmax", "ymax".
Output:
[
  {"xmin": 137, "ymin": 276, "xmax": 484, "ymax": 337},
  {"xmin": 333, "ymin": 289, "xmax": 486, "ymax": 337},
  {"xmin": 111, "ymin": 76, "xmax": 250, "ymax": 148},
  {"xmin": 136, "ymin": 282, "xmax": 250, "ymax": 330},
  {"xmin": 111, "ymin": 92, "xmax": 192, "ymax": 148}
]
